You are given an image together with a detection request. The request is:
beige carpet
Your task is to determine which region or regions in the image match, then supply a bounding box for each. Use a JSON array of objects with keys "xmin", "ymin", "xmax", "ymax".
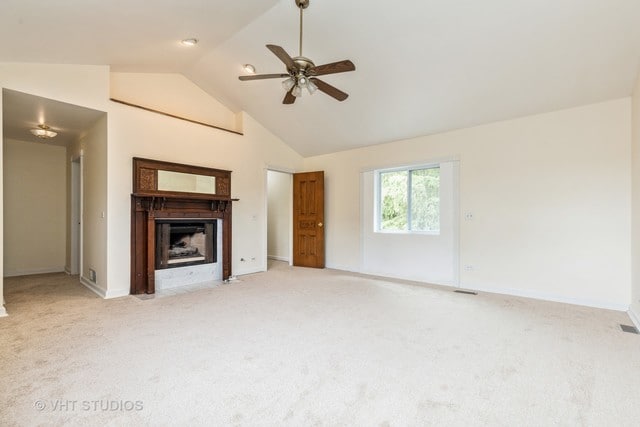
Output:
[{"xmin": 1, "ymin": 261, "xmax": 639, "ymax": 426}]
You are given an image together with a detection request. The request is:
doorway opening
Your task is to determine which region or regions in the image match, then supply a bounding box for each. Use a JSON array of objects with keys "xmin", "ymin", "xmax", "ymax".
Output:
[
  {"xmin": 2, "ymin": 88, "xmax": 106, "ymax": 313},
  {"xmin": 266, "ymin": 169, "xmax": 293, "ymax": 269}
]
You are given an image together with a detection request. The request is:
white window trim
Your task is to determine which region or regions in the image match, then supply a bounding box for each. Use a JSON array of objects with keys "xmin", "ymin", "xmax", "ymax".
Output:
[{"xmin": 375, "ymin": 163, "xmax": 441, "ymax": 234}]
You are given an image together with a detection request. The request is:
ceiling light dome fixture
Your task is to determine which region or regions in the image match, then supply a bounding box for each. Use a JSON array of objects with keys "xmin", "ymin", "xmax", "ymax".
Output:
[
  {"xmin": 243, "ymin": 64, "xmax": 256, "ymax": 74},
  {"xmin": 30, "ymin": 124, "xmax": 57, "ymax": 139},
  {"xmin": 181, "ymin": 38, "xmax": 198, "ymax": 46}
]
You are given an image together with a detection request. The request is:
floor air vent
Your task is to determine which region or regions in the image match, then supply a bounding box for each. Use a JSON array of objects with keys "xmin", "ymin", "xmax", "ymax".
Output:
[
  {"xmin": 620, "ymin": 325, "xmax": 639, "ymax": 334},
  {"xmin": 454, "ymin": 290, "xmax": 477, "ymax": 295}
]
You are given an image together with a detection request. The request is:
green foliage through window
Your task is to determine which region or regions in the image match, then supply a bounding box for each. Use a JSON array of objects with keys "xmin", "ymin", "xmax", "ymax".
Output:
[{"xmin": 379, "ymin": 166, "xmax": 439, "ymax": 232}]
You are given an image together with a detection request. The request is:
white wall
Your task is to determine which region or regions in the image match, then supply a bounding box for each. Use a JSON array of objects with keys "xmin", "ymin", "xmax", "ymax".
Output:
[
  {"xmin": 110, "ymin": 72, "xmax": 239, "ymax": 133},
  {"xmin": 267, "ymin": 170, "xmax": 291, "ymax": 261},
  {"xmin": 361, "ymin": 161, "xmax": 458, "ymax": 285},
  {"xmin": 304, "ymin": 99, "xmax": 632, "ymax": 310},
  {"xmin": 631, "ymin": 72, "xmax": 640, "ymax": 327},
  {"xmin": 0, "ymin": 64, "xmax": 303, "ymax": 306},
  {"xmin": 106, "ymin": 73, "xmax": 304, "ymax": 296},
  {"xmin": 3, "ymin": 139, "xmax": 67, "ymax": 276},
  {"xmin": 0, "ymin": 62, "xmax": 633, "ymax": 314},
  {"xmin": 67, "ymin": 115, "xmax": 109, "ymax": 295}
]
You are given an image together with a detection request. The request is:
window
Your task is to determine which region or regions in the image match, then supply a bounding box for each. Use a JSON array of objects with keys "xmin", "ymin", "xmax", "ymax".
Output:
[{"xmin": 377, "ymin": 166, "xmax": 440, "ymax": 233}]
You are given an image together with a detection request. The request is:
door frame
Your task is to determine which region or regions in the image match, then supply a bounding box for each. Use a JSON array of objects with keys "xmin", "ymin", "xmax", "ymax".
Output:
[
  {"xmin": 70, "ymin": 154, "xmax": 83, "ymax": 276},
  {"xmin": 263, "ymin": 166, "xmax": 294, "ymax": 270}
]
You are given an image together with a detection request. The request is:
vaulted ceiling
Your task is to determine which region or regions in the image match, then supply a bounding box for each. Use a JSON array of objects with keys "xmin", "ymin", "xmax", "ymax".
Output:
[{"xmin": 2, "ymin": 0, "xmax": 640, "ymax": 156}]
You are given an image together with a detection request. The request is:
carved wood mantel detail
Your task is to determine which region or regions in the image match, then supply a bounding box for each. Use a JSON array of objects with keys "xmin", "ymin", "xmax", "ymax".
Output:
[{"xmin": 130, "ymin": 158, "xmax": 238, "ymax": 294}]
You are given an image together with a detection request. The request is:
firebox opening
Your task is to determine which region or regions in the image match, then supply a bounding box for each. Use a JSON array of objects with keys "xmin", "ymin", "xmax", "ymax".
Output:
[
  {"xmin": 156, "ymin": 220, "xmax": 217, "ymax": 269},
  {"xmin": 169, "ymin": 224, "xmax": 206, "ymax": 264}
]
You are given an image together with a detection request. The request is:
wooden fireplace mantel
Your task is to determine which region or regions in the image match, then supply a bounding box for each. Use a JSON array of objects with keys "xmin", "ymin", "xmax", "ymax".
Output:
[{"xmin": 130, "ymin": 158, "xmax": 238, "ymax": 294}]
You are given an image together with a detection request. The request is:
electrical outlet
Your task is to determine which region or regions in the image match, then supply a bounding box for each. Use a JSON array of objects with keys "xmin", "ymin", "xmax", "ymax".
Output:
[
  {"xmin": 464, "ymin": 212, "xmax": 474, "ymax": 221},
  {"xmin": 89, "ymin": 268, "xmax": 97, "ymax": 282}
]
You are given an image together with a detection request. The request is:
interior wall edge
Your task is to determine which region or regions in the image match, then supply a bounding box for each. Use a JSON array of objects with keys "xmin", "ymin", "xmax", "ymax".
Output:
[{"xmin": 629, "ymin": 305, "xmax": 640, "ymax": 330}]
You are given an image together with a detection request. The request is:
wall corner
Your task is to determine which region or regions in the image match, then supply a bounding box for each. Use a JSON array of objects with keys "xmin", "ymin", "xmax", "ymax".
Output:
[{"xmin": 629, "ymin": 304, "xmax": 640, "ymax": 330}]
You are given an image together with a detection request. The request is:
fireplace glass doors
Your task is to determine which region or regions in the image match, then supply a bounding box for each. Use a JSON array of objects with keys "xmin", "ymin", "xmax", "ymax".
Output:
[{"xmin": 155, "ymin": 220, "xmax": 217, "ymax": 269}]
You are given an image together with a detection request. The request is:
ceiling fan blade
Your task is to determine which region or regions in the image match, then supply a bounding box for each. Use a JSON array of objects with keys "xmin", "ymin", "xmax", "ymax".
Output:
[
  {"xmin": 310, "ymin": 78, "xmax": 349, "ymax": 101},
  {"xmin": 266, "ymin": 44, "xmax": 296, "ymax": 71},
  {"xmin": 283, "ymin": 88, "xmax": 296, "ymax": 104},
  {"xmin": 308, "ymin": 60, "xmax": 355, "ymax": 76},
  {"xmin": 238, "ymin": 73, "xmax": 289, "ymax": 81}
]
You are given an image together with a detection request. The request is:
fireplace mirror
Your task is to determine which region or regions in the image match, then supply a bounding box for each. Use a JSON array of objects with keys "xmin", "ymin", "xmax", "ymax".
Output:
[{"xmin": 157, "ymin": 170, "xmax": 216, "ymax": 195}]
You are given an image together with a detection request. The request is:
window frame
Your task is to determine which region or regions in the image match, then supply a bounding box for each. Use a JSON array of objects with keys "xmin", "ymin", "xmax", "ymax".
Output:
[{"xmin": 375, "ymin": 163, "xmax": 441, "ymax": 235}]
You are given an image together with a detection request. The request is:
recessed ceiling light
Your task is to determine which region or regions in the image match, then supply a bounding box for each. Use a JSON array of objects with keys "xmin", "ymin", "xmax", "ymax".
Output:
[
  {"xmin": 181, "ymin": 38, "xmax": 198, "ymax": 46},
  {"xmin": 243, "ymin": 64, "xmax": 256, "ymax": 74}
]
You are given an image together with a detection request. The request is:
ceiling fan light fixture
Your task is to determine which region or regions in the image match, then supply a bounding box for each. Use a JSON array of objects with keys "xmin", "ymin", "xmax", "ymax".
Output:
[
  {"xmin": 292, "ymin": 85, "xmax": 303, "ymax": 98},
  {"xmin": 243, "ymin": 64, "xmax": 256, "ymax": 74},
  {"xmin": 307, "ymin": 79, "xmax": 318, "ymax": 95},
  {"xmin": 30, "ymin": 124, "xmax": 57, "ymax": 139},
  {"xmin": 282, "ymin": 77, "xmax": 296, "ymax": 91}
]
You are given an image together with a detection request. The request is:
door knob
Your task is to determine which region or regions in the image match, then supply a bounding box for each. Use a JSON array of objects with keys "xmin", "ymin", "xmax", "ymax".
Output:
[{"xmin": 318, "ymin": 222, "xmax": 323, "ymax": 227}]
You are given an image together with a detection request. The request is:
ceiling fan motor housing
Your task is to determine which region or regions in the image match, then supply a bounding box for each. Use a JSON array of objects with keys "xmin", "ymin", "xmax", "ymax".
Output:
[
  {"xmin": 296, "ymin": 0, "xmax": 310, "ymax": 9},
  {"xmin": 292, "ymin": 56, "xmax": 315, "ymax": 74}
]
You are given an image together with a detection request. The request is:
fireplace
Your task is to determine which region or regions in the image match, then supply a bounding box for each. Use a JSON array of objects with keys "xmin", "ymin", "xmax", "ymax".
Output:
[
  {"xmin": 156, "ymin": 221, "xmax": 217, "ymax": 269},
  {"xmin": 131, "ymin": 157, "xmax": 237, "ymax": 295}
]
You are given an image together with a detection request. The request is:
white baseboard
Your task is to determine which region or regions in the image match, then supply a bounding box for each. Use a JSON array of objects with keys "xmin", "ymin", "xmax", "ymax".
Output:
[
  {"xmin": 234, "ymin": 266, "xmax": 263, "ymax": 277},
  {"xmin": 330, "ymin": 265, "xmax": 627, "ymax": 311},
  {"xmin": 0, "ymin": 305, "xmax": 7, "ymax": 317},
  {"xmin": 268, "ymin": 255, "xmax": 289, "ymax": 262},
  {"xmin": 80, "ymin": 276, "xmax": 129, "ymax": 299},
  {"xmin": 4, "ymin": 267, "xmax": 65, "ymax": 278},
  {"xmin": 80, "ymin": 276, "xmax": 106, "ymax": 298},
  {"xmin": 468, "ymin": 284, "xmax": 629, "ymax": 312},
  {"xmin": 358, "ymin": 268, "xmax": 456, "ymax": 288},
  {"xmin": 628, "ymin": 305, "xmax": 640, "ymax": 330},
  {"xmin": 105, "ymin": 288, "xmax": 130, "ymax": 299}
]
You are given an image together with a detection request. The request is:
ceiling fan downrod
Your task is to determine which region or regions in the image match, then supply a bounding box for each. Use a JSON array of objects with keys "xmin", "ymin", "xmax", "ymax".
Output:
[{"xmin": 296, "ymin": 0, "xmax": 309, "ymax": 57}]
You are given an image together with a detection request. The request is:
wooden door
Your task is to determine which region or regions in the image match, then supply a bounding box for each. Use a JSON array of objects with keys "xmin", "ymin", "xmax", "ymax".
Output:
[{"xmin": 293, "ymin": 171, "xmax": 325, "ymax": 268}]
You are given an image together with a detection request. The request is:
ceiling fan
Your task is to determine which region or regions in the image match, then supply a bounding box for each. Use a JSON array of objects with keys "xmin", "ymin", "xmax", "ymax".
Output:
[{"xmin": 238, "ymin": 0, "xmax": 355, "ymax": 104}]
